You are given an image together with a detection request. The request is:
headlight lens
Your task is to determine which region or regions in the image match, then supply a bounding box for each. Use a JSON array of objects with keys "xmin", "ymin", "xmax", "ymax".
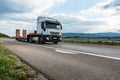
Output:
[
  {"xmin": 60, "ymin": 37, "xmax": 62, "ymax": 40},
  {"xmin": 46, "ymin": 37, "xmax": 49, "ymax": 40}
]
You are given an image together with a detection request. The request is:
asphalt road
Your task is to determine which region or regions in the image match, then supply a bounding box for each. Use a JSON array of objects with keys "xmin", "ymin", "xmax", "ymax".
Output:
[
  {"xmin": 0, "ymin": 38, "xmax": 120, "ymax": 80},
  {"xmin": 43, "ymin": 42, "xmax": 120, "ymax": 59}
]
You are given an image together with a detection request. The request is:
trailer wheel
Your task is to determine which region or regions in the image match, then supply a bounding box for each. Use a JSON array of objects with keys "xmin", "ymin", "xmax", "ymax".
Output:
[
  {"xmin": 29, "ymin": 37, "xmax": 33, "ymax": 43},
  {"xmin": 40, "ymin": 37, "xmax": 45, "ymax": 44}
]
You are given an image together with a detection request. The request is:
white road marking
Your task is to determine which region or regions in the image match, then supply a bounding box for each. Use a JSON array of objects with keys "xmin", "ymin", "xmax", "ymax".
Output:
[
  {"xmin": 55, "ymin": 49, "xmax": 77, "ymax": 54},
  {"xmin": 39, "ymin": 45, "xmax": 120, "ymax": 61},
  {"xmin": 55, "ymin": 49, "xmax": 72, "ymax": 54},
  {"xmin": 18, "ymin": 41, "xmax": 120, "ymax": 61}
]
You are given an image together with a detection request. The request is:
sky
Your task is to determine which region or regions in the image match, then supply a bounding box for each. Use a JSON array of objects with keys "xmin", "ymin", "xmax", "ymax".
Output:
[{"xmin": 0, "ymin": 0, "xmax": 120, "ymax": 36}]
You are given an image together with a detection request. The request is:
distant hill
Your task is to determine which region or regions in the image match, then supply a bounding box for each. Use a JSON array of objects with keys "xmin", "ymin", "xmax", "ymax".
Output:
[
  {"xmin": 62, "ymin": 33, "xmax": 120, "ymax": 38},
  {"xmin": 0, "ymin": 33, "xmax": 10, "ymax": 38}
]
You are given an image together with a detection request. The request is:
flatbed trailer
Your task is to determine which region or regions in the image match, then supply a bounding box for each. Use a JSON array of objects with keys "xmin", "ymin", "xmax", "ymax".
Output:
[{"xmin": 16, "ymin": 16, "xmax": 62, "ymax": 44}]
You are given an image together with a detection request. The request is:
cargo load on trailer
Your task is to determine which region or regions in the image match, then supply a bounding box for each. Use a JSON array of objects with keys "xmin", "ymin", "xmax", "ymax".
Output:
[{"xmin": 16, "ymin": 16, "xmax": 62, "ymax": 44}]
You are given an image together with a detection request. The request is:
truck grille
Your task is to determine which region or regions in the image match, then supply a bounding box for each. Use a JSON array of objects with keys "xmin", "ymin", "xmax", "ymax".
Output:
[{"xmin": 50, "ymin": 32, "xmax": 59, "ymax": 35}]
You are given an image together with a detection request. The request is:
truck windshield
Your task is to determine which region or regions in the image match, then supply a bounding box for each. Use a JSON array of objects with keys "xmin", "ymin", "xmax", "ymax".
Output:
[{"xmin": 46, "ymin": 22, "xmax": 62, "ymax": 30}]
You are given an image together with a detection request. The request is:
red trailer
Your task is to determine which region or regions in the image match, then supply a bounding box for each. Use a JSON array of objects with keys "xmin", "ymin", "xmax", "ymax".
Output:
[
  {"xmin": 22, "ymin": 30, "xmax": 27, "ymax": 39},
  {"xmin": 16, "ymin": 29, "xmax": 20, "ymax": 40}
]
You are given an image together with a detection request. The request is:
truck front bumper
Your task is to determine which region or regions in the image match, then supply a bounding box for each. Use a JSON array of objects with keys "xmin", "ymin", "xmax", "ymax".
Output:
[{"xmin": 44, "ymin": 35, "xmax": 62, "ymax": 42}]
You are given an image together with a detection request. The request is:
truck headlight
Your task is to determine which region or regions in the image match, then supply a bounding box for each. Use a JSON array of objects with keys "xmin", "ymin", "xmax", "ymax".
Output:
[
  {"xmin": 46, "ymin": 37, "xmax": 49, "ymax": 40},
  {"xmin": 60, "ymin": 37, "xmax": 62, "ymax": 40}
]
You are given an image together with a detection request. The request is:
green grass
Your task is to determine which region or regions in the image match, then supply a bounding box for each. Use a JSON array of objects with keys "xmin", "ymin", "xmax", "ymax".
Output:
[
  {"xmin": 62, "ymin": 39, "xmax": 120, "ymax": 46},
  {"xmin": 0, "ymin": 44, "xmax": 37, "ymax": 80}
]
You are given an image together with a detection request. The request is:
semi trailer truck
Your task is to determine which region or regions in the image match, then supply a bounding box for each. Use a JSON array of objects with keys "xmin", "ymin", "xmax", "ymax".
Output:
[{"xmin": 16, "ymin": 16, "xmax": 62, "ymax": 44}]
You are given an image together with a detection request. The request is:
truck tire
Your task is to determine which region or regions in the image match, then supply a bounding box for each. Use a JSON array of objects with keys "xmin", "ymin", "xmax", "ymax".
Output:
[
  {"xmin": 54, "ymin": 42, "xmax": 58, "ymax": 44},
  {"xmin": 29, "ymin": 37, "xmax": 33, "ymax": 43},
  {"xmin": 40, "ymin": 38, "xmax": 43, "ymax": 44},
  {"xmin": 38, "ymin": 36, "xmax": 45, "ymax": 44},
  {"xmin": 40, "ymin": 40, "xmax": 45, "ymax": 44}
]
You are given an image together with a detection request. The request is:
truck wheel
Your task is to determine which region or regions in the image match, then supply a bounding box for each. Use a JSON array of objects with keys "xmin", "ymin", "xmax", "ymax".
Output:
[
  {"xmin": 40, "ymin": 41, "xmax": 45, "ymax": 44},
  {"xmin": 54, "ymin": 42, "xmax": 58, "ymax": 44},
  {"xmin": 40, "ymin": 37, "xmax": 45, "ymax": 44},
  {"xmin": 41, "ymin": 42, "xmax": 45, "ymax": 44}
]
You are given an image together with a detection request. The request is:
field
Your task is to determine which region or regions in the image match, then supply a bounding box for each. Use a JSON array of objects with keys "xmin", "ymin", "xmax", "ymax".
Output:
[{"xmin": 63, "ymin": 37, "xmax": 120, "ymax": 45}]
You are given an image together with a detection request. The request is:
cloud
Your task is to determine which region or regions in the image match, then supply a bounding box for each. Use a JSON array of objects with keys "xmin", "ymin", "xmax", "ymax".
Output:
[
  {"xmin": 102, "ymin": 0, "xmax": 120, "ymax": 15},
  {"xmin": 0, "ymin": 0, "xmax": 120, "ymax": 36},
  {"xmin": 76, "ymin": 0, "xmax": 120, "ymax": 33},
  {"xmin": 0, "ymin": 0, "xmax": 66, "ymax": 36},
  {"xmin": 0, "ymin": 20, "xmax": 35, "ymax": 36},
  {"xmin": 0, "ymin": 0, "xmax": 66, "ymax": 19},
  {"xmin": 0, "ymin": 0, "xmax": 34, "ymax": 14},
  {"xmin": 79, "ymin": 0, "xmax": 120, "ymax": 18},
  {"xmin": 103, "ymin": 0, "xmax": 120, "ymax": 9},
  {"xmin": 79, "ymin": 0, "xmax": 116, "ymax": 18},
  {"xmin": 47, "ymin": 0, "xmax": 120, "ymax": 33},
  {"xmin": 45, "ymin": 13, "xmax": 108, "ymax": 33},
  {"xmin": 0, "ymin": 0, "xmax": 65, "ymax": 14},
  {"xmin": 0, "ymin": 0, "xmax": 67, "ymax": 23}
]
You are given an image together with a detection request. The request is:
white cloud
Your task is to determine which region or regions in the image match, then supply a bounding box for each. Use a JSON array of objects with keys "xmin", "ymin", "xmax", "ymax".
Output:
[
  {"xmin": 43, "ymin": 13, "xmax": 107, "ymax": 33},
  {"xmin": 0, "ymin": 20, "xmax": 35, "ymax": 36},
  {"xmin": 48, "ymin": 0, "xmax": 120, "ymax": 33},
  {"xmin": 77, "ymin": 0, "xmax": 120, "ymax": 33},
  {"xmin": 0, "ymin": 0, "xmax": 120, "ymax": 36},
  {"xmin": 0, "ymin": 0, "xmax": 67, "ymax": 36},
  {"xmin": 79, "ymin": 0, "xmax": 116, "ymax": 19}
]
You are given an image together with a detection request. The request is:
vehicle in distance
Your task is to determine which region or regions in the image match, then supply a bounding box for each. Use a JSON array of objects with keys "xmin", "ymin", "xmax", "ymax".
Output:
[{"xmin": 16, "ymin": 16, "xmax": 62, "ymax": 44}]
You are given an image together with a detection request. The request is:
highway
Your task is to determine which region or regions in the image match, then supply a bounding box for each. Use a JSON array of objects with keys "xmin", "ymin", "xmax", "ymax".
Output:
[
  {"xmin": 43, "ymin": 42, "xmax": 120, "ymax": 60},
  {"xmin": 0, "ymin": 38, "xmax": 120, "ymax": 80}
]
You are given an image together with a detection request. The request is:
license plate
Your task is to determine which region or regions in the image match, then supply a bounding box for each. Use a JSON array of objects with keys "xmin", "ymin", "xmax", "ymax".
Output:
[{"xmin": 53, "ymin": 37, "xmax": 57, "ymax": 39}]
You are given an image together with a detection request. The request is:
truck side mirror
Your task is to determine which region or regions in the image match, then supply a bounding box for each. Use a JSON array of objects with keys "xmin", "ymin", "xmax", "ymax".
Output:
[
  {"xmin": 44, "ymin": 23, "xmax": 46, "ymax": 31},
  {"xmin": 61, "ymin": 25, "xmax": 62, "ymax": 30}
]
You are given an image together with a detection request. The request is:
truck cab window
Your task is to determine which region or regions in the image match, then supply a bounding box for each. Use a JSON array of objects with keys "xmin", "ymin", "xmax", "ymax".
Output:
[
  {"xmin": 46, "ymin": 22, "xmax": 62, "ymax": 30},
  {"xmin": 56, "ymin": 25, "xmax": 62, "ymax": 30}
]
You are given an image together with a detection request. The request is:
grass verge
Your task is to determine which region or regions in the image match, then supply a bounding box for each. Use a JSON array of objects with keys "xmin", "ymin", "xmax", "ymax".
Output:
[
  {"xmin": 62, "ymin": 40, "xmax": 120, "ymax": 46},
  {"xmin": 0, "ymin": 44, "xmax": 41, "ymax": 80}
]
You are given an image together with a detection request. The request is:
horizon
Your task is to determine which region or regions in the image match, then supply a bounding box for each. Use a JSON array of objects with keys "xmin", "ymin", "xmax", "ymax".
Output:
[
  {"xmin": 0, "ymin": 0, "xmax": 120, "ymax": 36},
  {"xmin": 63, "ymin": 32, "xmax": 120, "ymax": 34},
  {"xmin": 2, "ymin": 32, "xmax": 120, "ymax": 37}
]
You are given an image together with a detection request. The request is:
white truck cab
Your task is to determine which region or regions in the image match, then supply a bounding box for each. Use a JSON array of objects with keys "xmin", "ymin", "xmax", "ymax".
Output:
[{"xmin": 36, "ymin": 16, "xmax": 62, "ymax": 44}]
